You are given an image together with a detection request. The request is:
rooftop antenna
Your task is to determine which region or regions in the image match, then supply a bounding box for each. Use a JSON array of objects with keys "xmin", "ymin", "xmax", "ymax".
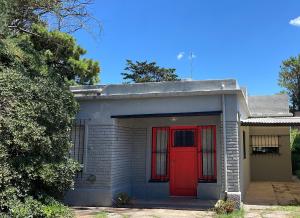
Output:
[{"xmin": 189, "ymin": 51, "xmax": 195, "ymax": 80}]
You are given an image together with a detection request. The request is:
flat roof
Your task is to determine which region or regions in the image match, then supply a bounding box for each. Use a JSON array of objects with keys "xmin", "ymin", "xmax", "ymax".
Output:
[{"xmin": 70, "ymin": 79, "xmax": 242, "ymax": 99}]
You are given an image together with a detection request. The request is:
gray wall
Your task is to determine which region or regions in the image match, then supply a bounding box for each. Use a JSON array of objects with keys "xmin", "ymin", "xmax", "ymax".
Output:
[
  {"xmin": 65, "ymin": 93, "xmax": 242, "ymax": 205},
  {"xmin": 250, "ymin": 127, "xmax": 292, "ymax": 181},
  {"xmin": 65, "ymin": 124, "xmax": 114, "ymax": 206},
  {"xmin": 118, "ymin": 115, "xmax": 223, "ymax": 200},
  {"xmin": 239, "ymin": 126, "xmax": 251, "ymax": 200}
]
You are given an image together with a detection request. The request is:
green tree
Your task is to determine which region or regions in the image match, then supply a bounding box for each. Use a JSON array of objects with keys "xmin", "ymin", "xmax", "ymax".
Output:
[
  {"xmin": 0, "ymin": 2, "xmax": 100, "ymax": 216},
  {"xmin": 122, "ymin": 60, "xmax": 180, "ymax": 83},
  {"xmin": 0, "ymin": 0, "xmax": 100, "ymax": 36},
  {"xmin": 278, "ymin": 55, "xmax": 300, "ymax": 112}
]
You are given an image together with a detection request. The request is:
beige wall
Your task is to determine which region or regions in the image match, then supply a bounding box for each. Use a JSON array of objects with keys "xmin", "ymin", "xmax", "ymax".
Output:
[
  {"xmin": 240, "ymin": 126, "xmax": 250, "ymax": 199},
  {"xmin": 249, "ymin": 127, "xmax": 292, "ymax": 181}
]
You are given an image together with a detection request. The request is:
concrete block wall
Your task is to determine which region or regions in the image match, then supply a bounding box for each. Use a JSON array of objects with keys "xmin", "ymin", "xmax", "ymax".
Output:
[
  {"xmin": 65, "ymin": 124, "xmax": 115, "ymax": 206},
  {"xmin": 226, "ymin": 121, "xmax": 240, "ymax": 193},
  {"xmin": 111, "ymin": 126, "xmax": 132, "ymax": 197},
  {"xmin": 111, "ymin": 125, "xmax": 147, "ymax": 198}
]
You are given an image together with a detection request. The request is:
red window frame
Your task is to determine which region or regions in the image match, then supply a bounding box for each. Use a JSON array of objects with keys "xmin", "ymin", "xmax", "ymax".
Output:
[
  {"xmin": 198, "ymin": 125, "xmax": 217, "ymax": 182},
  {"xmin": 151, "ymin": 127, "xmax": 170, "ymax": 181}
]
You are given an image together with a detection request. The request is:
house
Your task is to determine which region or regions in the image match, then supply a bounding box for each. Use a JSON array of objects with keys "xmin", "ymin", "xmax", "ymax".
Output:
[{"xmin": 64, "ymin": 79, "xmax": 300, "ymax": 207}]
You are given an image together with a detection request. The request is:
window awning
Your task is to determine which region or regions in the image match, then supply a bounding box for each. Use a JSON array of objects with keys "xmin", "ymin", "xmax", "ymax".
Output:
[
  {"xmin": 251, "ymin": 135, "xmax": 279, "ymax": 147},
  {"xmin": 241, "ymin": 117, "xmax": 300, "ymax": 126}
]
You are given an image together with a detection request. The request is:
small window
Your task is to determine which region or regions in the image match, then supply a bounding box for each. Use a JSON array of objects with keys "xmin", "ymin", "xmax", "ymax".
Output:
[
  {"xmin": 70, "ymin": 120, "xmax": 86, "ymax": 177},
  {"xmin": 174, "ymin": 130, "xmax": 195, "ymax": 147},
  {"xmin": 243, "ymin": 131, "xmax": 246, "ymax": 159},
  {"xmin": 151, "ymin": 127, "xmax": 169, "ymax": 181},
  {"xmin": 251, "ymin": 135, "xmax": 279, "ymax": 154},
  {"xmin": 198, "ymin": 126, "xmax": 217, "ymax": 182}
]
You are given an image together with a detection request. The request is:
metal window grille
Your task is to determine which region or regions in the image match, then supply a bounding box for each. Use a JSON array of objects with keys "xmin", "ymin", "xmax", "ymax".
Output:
[
  {"xmin": 70, "ymin": 119, "xmax": 86, "ymax": 178},
  {"xmin": 199, "ymin": 126, "xmax": 217, "ymax": 182},
  {"xmin": 151, "ymin": 127, "xmax": 169, "ymax": 181}
]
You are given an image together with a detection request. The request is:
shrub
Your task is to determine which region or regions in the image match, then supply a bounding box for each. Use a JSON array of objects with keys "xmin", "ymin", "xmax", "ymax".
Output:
[
  {"xmin": 8, "ymin": 197, "xmax": 43, "ymax": 218},
  {"xmin": 6, "ymin": 196, "xmax": 74, "ymax": 218},
  {"xmin": 214, "ymin": 199, "xmax": 236, "ymax": 214},
  {"xmin": 113, "ymin": 193, "xmax": 131, "ymax": 207}
]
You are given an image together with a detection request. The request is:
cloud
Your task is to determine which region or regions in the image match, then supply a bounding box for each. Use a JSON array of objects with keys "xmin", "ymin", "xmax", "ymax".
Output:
[
  {"xmin": 289, "ymin": 16, "xmax": 300, "ymax": 27},
  {"xmin": 177, "ymin": 52, "xmax": 185, "ymax": 60}
]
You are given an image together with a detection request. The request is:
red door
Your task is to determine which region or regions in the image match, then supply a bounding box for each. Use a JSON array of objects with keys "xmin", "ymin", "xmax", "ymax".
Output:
[{"xmin": 170, "ymin": 127, "xmax": 198, "ymax": 196}]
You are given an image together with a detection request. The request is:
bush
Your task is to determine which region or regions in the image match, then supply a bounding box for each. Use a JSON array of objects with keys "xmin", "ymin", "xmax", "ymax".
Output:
[
  {"xmin": 214, "ymin": 200, "xmax": 236, "ymax": 214},
  {"xmin": 113, "ymin": 193, "xmax": 131, "ymax": 207},
  {"xmin": 6, "ymin": 196, "xmax": 74, "ymax": 218}
]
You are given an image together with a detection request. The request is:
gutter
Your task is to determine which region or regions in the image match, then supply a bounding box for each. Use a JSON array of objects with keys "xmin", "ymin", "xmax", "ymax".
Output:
[{"xmin": 222, "ymin": 94, "xmax": 228, "ymax": 194}]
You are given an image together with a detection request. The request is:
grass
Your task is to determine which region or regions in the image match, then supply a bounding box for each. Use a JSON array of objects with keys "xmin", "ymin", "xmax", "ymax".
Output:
[
  {"xmin": 215, "ymin": 208, "xmax": 245, "ymax": 218},
  {"xmin": 270, "ymin": 205, "xmax": 300, "ymax": 213},
  {"xmin": 94, "ymin": 211, "xmax": 108, "ymax": 218}
]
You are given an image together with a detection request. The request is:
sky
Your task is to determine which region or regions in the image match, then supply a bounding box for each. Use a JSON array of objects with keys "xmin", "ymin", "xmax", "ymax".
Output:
[{"xmin": 73, "ymin": 0, "xmax": 300, "ymax": 96}]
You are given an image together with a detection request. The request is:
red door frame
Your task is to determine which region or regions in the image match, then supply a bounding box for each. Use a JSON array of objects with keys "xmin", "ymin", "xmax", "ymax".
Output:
[{"xmin": 169, "ymin": 126, "xmax": 198, "ymax": 196}]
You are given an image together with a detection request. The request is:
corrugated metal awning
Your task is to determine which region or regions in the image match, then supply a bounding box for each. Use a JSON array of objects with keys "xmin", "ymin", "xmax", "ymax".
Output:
[{"xmin": 241, "ymin": 117, "xmax": 300, "ymax": 126}]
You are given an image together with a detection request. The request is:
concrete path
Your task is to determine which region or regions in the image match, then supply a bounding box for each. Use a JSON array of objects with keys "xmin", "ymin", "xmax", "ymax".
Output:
[{"xmin": 245, "ymin": 182, "xmax": 300, "ymax": 205}]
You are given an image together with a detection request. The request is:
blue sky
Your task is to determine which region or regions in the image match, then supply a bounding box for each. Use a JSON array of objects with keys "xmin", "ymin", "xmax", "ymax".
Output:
[{"xmin": 73, "ymin": 0, "xmax": 300, "ymax": 95}]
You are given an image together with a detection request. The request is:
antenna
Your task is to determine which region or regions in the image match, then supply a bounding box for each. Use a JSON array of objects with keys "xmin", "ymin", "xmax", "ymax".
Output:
[{"xmin": 189, "ymin": 51, "xmax": 195, "ymax": 79}]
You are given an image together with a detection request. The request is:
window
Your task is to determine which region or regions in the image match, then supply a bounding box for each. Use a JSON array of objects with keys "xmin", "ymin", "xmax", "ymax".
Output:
[
  {"xmin": 151, "ymin": 127, "xmax": 169, "ymax": 181},
  {"xmin": 70, "ymin": 120, "xmax": 86, "ymax": 177},
  {"xmin": 174, "ymin": 130, "xmax": 196, "ymax": 147},
  {"xmin": 251, "ymin": 135, "xmax": 279, "ymax": 154},
  {"xmin": 243, "ymin": 131, "xmax": 246, "ymax": 159},
  {"xmin": 198, "ymin": 126, "xmax": 217, "ymax": 182}
]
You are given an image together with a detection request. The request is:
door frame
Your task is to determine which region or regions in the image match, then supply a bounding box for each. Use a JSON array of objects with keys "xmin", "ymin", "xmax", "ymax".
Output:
[{"xmin": 169, "ymin": 126, "xmax": 198, "ymax": 196}]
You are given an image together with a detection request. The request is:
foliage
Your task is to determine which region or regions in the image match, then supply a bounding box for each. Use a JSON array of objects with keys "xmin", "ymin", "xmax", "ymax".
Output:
[
  {"xmin": 95, "ymin": 211, "xmax": 108, "ymax": 218},
  {"xmin": 216, "ymin": 208, "xmax": 244, "ymax": 218},
  {"xmin": 0, "ymin": 66, "xmax": 81, "ymax": 213},
  {"xmin": 0, "ymin": 0, "xmax": 100, "ymax": 216},
  {"xmin": 6, "ymin": 196, "xmax": 74, "ymax": 218},
  {"xmin": 0, "ymin": 0, "xmax": 100, "ymax": 36},
  {"xmin": 0, "ymin": 12, "xmax": 100, "ymax": 217},
  {"xmin": 214, "ymin": 200, "xmax": 237, "ymax": 214},
  {"xmin": 291, "ymin": 129, "xmax": 300, "ymax": 152},
  {"xmin": 0, "ymin": 24, "xmax": 100, "ymax": 85},
  {"xmin": 290, "ymin": 129, "xmax": 300, "ymax": 174},
  {"xmin": 122, "ymin": 60, "xmax": 180, "ymax": 83},
  {"xmin": 113, "ymin": 193, "xmax": 131, "ymax": 207},
  {"xmin": 278, "ymin": 55, "xmax": 300, "ymax": 112}
]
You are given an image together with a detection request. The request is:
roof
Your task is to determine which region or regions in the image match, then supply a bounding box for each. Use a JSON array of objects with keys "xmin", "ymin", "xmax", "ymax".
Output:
[
  {"xmin": 248, "ymin": 94, "xmax": 292, "ymax": 117},
  {"xmin": 241, "ymin": 117, "xmax": 300, "ymax": 126},
  {"xmin": 71, "ymin": 79, "xmax": 245, "ymax": 99}
]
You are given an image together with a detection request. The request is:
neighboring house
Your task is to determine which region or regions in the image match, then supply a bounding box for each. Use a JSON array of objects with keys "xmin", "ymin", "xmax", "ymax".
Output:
[{"xmin": 64, "ymin": 79, "xmax": 300, "ymax": 207}]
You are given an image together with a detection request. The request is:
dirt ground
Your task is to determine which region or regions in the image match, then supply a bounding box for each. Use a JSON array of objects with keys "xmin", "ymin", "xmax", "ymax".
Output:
[
  {"xmin": 74, "ymin": 182, "xmax": 300, "ymax": 218},
  {"xmin": 74, "ymin": 205, "xmax": 300, "ymax": 218},
  {"xmin": 245, "ymin": 182, "xmax": 300, "ymax": 205}
]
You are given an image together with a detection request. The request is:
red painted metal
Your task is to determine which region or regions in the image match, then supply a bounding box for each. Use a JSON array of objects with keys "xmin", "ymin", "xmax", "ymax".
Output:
[
  {"xmin": 169, "ymin": 126, "xmax": 198, "ymax": 196},
  {"xmin": 151, "ymin": 125, "xmax": 217, "ymax": 195}
]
